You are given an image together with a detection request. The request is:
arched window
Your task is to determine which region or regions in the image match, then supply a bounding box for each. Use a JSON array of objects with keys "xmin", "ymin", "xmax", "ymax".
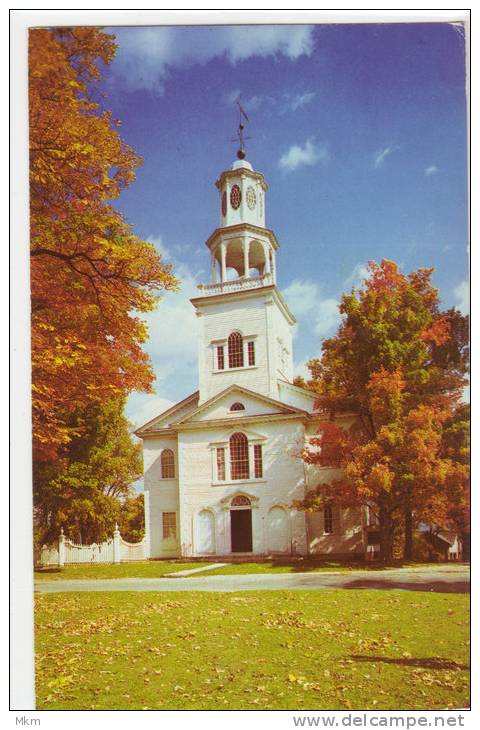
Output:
[
  {"xmin": 228, "ymin": 331, "xmax": 244, "ymax": 368},
  {"xmin": 161, "ymin": 449, "xmax": 175, "ymax": 479},
  {"xmin": 230, "ymin": 402, "xmax": 245, "ymax": 412},
  {"xmin": 324, "ymin": 503, "xmax": 334, "ymax": 534},
  {"xmin": 231, "ymin": 495, "xmax": 251, "ymax": 507},
  {"xmin": 230, "ymin": 432, "xmax": 249, "ymax": 480}
]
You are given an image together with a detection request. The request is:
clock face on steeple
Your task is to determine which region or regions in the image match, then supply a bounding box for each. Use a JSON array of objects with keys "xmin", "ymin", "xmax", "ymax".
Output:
[
  {"xmin": 221, "ymin": 191, "xmax": 227, "ymax": 216},
  {"xmin": 246, "ymin": 186, "xmax": 256, "ymax": 210},
  {"xmin": 230, "ymin": 184, "xmax": 241, "ymax": 210}
]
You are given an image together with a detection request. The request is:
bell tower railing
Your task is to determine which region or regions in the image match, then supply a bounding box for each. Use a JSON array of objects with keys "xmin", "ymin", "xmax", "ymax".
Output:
[{"xmin": 197, "ymin": 272, "xmax": 274, "ymax": 297}]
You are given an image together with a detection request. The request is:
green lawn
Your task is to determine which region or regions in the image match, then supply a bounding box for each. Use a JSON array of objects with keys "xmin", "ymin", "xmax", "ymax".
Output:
[
  {"xmin": 34, "ymin": 561, "xmax": 211, "ymax": 581},
  {"xmin": 188, "ymin": 560, "xmax": 453, "ymax": 576},
  {"xmin": 34, "ymin": 590, "xmax": 469, "ymax": 710},
  {"xmin": 34, "ymin": 559, "xmax": 456, "ymax": 581}
]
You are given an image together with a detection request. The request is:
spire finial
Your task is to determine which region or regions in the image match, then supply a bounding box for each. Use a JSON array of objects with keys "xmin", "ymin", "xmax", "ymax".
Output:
[{"xmin": 234, "ymin": 96, "xmax": 250, "ymax": 160}]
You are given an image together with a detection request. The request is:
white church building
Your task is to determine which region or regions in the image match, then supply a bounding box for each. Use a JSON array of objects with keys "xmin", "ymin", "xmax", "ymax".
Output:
[{"xmin": 135, "ymin": 148, "xmax": 368, "ymax": 560}]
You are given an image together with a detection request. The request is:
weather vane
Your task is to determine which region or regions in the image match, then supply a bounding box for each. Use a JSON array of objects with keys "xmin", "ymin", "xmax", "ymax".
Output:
[{"xmin": 233, "ymin": 96, "xmax": 251, "ymax": 160}]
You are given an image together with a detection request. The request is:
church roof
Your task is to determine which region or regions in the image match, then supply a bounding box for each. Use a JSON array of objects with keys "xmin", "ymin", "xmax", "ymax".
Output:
[
  {"xmin": 134, "ymin": 390, "xmax": 199, "ymax": 436},
  {"xmin": 135, "ymin": 384, "xmax": 311, "ymax": 438},
  {"xmin": 277, "ymin": 378, "xmax": 318, "ymax": 401}
]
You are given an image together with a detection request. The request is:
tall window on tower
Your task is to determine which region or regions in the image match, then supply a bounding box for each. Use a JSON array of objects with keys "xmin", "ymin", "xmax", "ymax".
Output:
[
  {"xmin": 230, "ymin": 432, "xmax": 249, "ymax": 480},
  {"xmin": 248, "ymin": 340, "xmax": 255, "ymax": 366},
  {"xmin": 217, "ymin": 345, "xmax": 225, "ymax": 370},
  {"xmin": 228, "ymin": 331, "xmax": 244, "ymax": 368}
]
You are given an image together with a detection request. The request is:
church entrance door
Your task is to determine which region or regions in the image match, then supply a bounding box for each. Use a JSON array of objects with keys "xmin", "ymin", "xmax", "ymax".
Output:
[{"xmin": 230, "ymin": 509, "xmax": 252, "ymax": 553}]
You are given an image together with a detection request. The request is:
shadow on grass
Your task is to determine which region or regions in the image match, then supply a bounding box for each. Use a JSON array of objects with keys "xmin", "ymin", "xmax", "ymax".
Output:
[
  {"xmin": 252, "ymin": 560, "xmax": 382, "ymax": 572},
  {"xmin": 289, "ymin": 561, "xmax": 365, "ymax": 573},
  {"xmin": 34, "ymin": 567, "xmax": 62, "ymax": 575},
  {"xmin": 341, "ymin": 578, "xmax": 469, "ymax": 594},
  {"xmin": 350, "ymin": 655, "xmax": 469, "ymax": 671},
  {"xmin": 267, "ymin": 560, "xmax": 444, "ymax": 573}
]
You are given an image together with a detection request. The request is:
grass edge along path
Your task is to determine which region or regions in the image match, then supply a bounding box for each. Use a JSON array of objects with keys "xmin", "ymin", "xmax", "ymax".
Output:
[
  {"xmin": 35, "ymin": 589, "xmax": 469, "ymax": 711},
  {"xmin": 34, "ymin": 561, "xmax": 212, "ymax": 581},
  {"xmin": 34, "ymin": 560, "xmax": 462, "ymax": 581}
]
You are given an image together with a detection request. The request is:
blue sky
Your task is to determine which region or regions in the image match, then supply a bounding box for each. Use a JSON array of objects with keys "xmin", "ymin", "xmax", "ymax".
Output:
[{"xmin": 96, "ymin": 23, "xmax": 468, "ymax": 427}]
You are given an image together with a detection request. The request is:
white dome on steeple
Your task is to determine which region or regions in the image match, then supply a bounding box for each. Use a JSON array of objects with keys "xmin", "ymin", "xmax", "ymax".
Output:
[{"xmin": 232, "ymin": 159, "xmax": 253, "ymax": 171}]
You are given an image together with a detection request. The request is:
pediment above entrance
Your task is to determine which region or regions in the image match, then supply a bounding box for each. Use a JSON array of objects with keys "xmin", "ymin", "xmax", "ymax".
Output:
[{"xmin": 176, "ymin": 385, "xmax": 307, "ymax": 425}]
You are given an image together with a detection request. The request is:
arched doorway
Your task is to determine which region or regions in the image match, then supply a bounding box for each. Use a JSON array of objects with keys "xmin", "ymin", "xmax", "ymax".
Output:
[
  {"xmin": 267, "ymin": 506, "xmax": 289, "ymax": 553},
  {"xmin": 230, "ymin": 495, "xmax": 252, "ymax": 553}
]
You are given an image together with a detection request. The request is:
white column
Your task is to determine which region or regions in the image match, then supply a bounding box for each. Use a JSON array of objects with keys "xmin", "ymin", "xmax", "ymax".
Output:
[
  {"xmin": 211, "ymin": 253, "xmax": 217, "ymax": 284},
  {"xmin": 113, "ymin": 523, "xmax": 121, "ymax": 563},
  {"xmin": 58, "ymin": 528, "xmax": 65, "ymax": 566},
  {"xmin": 226, "ymin": 445, "xmax": 231, "ymax": 481},
  {"xmin": 263, "ymin": 244, "xmax": 271, "ymax": 275},
  {"xmin": 225, "ymin": 510, "xmax": 231, "ymax": 554},
  {"xmin": 143, "ymin": 491, "xmax": 151, "ymax": 559},
  {"xmin": 248, "ymin": 442, "xmax": 255, "ymax": 479},
  {"xmin": 220, "ymin": 242, "xmax": 227, "ymax": 282},
  {"xmin": 271, "ymin": 250, "xmax": 277, "ymax": 283},
  {"xmin": 243, "ymin": 238, "xmax": 250, "ymax": 277}
]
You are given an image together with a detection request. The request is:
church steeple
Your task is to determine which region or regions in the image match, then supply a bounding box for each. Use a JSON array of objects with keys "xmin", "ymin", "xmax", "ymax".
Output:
[
  {"xmin": 191, "ymin": 132, "xmax": 295, "ymax": 404},
  {"xmin": 216, "ymin": 158, "xmax": 267, "ymax": 230},
  {"xmin": 193, "ymin": 107, "xmax": 282, "ymax": 289},
  {"xmin": 206, "ymin": 157, "xmax": 276, "ymax": 287}
]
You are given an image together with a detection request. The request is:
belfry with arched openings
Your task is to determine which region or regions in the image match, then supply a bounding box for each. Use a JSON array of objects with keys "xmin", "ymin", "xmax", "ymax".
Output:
[{"xmin": 136, "ymin": 142, "xmax": 367, "ymax": 560}]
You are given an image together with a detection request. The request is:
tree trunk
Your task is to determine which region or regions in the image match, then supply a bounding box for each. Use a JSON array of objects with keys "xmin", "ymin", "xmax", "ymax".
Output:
[
  {"xmin": 404, "ymin": 505, "xmax": 413, "ymax": 561},
  {"xmin": 379, "ymin": 504, "xmax": 394, "ymax": 563}
]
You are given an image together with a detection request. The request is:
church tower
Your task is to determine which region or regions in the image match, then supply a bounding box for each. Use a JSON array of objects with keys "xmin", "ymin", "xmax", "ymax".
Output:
[{"xmin": 191, "ymin": 128, "xmax": 296, "ymax": 405}]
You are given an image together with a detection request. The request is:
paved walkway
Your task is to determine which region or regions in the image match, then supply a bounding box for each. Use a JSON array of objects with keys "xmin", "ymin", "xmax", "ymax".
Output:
[
  {"xmin": 164, "ymin": 562, "xmax": 228, "ymax": 577},
  {"xmin": 35, "ymin": 566, "xmax": 469, "ymax": 594}
]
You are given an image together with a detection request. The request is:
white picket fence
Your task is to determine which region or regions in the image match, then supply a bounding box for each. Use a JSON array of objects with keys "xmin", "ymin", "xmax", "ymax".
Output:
[{"xmin": 39, "ymin": 524, "xmax": 146, "ymax": 566}]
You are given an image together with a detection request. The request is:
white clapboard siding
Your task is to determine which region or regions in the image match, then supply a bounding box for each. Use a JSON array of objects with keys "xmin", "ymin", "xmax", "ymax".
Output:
[{"xmin": 267, "ymin": 506, "xmax": 289, "ymax": 553}]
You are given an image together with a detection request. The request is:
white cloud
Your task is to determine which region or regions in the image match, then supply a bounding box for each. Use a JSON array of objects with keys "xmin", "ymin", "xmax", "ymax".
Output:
[
  {"xmin": 278, "ymin": 138, "xmax": 328, "ymax": 173},
  {"xmin": 110, "ymin": 25, "xmax": 315, "ymax": 93},
  {"xmin": 454, "ymin": 280, "xmax": 469, "ymax": 314},
  {"xmin": 287, "ymin": 91, "xmax": 316, "ymax": 111},
  {"xmin": 126, "ymin": 394, "xmax": 175, "ymax": 430},
  {"xmin": 225, "ymin": 89, "xmax": 314, "ymax": 115},
  {"xmin": 283, "ymin": 279, "xmax": 341, "ymax": 338},
  {"xmin": 425, "ymin": 165, "xmax": 439, "ymax": 176},
  {"xmin": 373, "ymin": 146, "xmax": 393, "ymax": 169},
  {"xmin": 344, "ymin": 262, "xmax": 370, "ymax": 290},
  {"xmin": 294, "ymin": 360, "xmax": 312, "ymax": 381},
  {"xmin": 125, "ymin": 235, "xmax": 201, "ymax": 425},
  {"xmin": 314, "ymin": 299, "xmax": 341, "ymax": 337},
  {"xmin": 142, "ymin": 236, "xmax": 200, "ymax": 367},
  {"xmin": 283, "ymin": 279, "xmax": 320, "ymax": 316},
  {"xmin": 226, "ymin": 25, "xmax": 315, "ymax": 62},
  {"xmin": 224, "ymin": 90, "xmax": 275, "ymax": 113}
]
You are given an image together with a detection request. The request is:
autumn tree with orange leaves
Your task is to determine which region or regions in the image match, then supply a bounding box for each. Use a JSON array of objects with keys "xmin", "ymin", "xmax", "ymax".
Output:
[
  {"xmin": 297, "ymin": 261, "xmax": 469, "ymax": 562},
  {"xmin": 29, "ymin": 27, "xmax": 177, "ymax": 462}
]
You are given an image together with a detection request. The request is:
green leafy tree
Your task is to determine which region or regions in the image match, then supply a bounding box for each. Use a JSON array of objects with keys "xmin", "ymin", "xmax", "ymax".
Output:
[
  {"xmin": 297, "ymin": 260, "xmax": 469, "ymax": 562},
  {"xmin": 441, "ymin": 403, "xmax": 470, "ymax": 553},
  {"xmin": 118, "ymin": 493, "xmax": 145, "ymax": 543},
  {"xmin": 34, "ymin": 398, "xmax": 142, "ymax": 545}
]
